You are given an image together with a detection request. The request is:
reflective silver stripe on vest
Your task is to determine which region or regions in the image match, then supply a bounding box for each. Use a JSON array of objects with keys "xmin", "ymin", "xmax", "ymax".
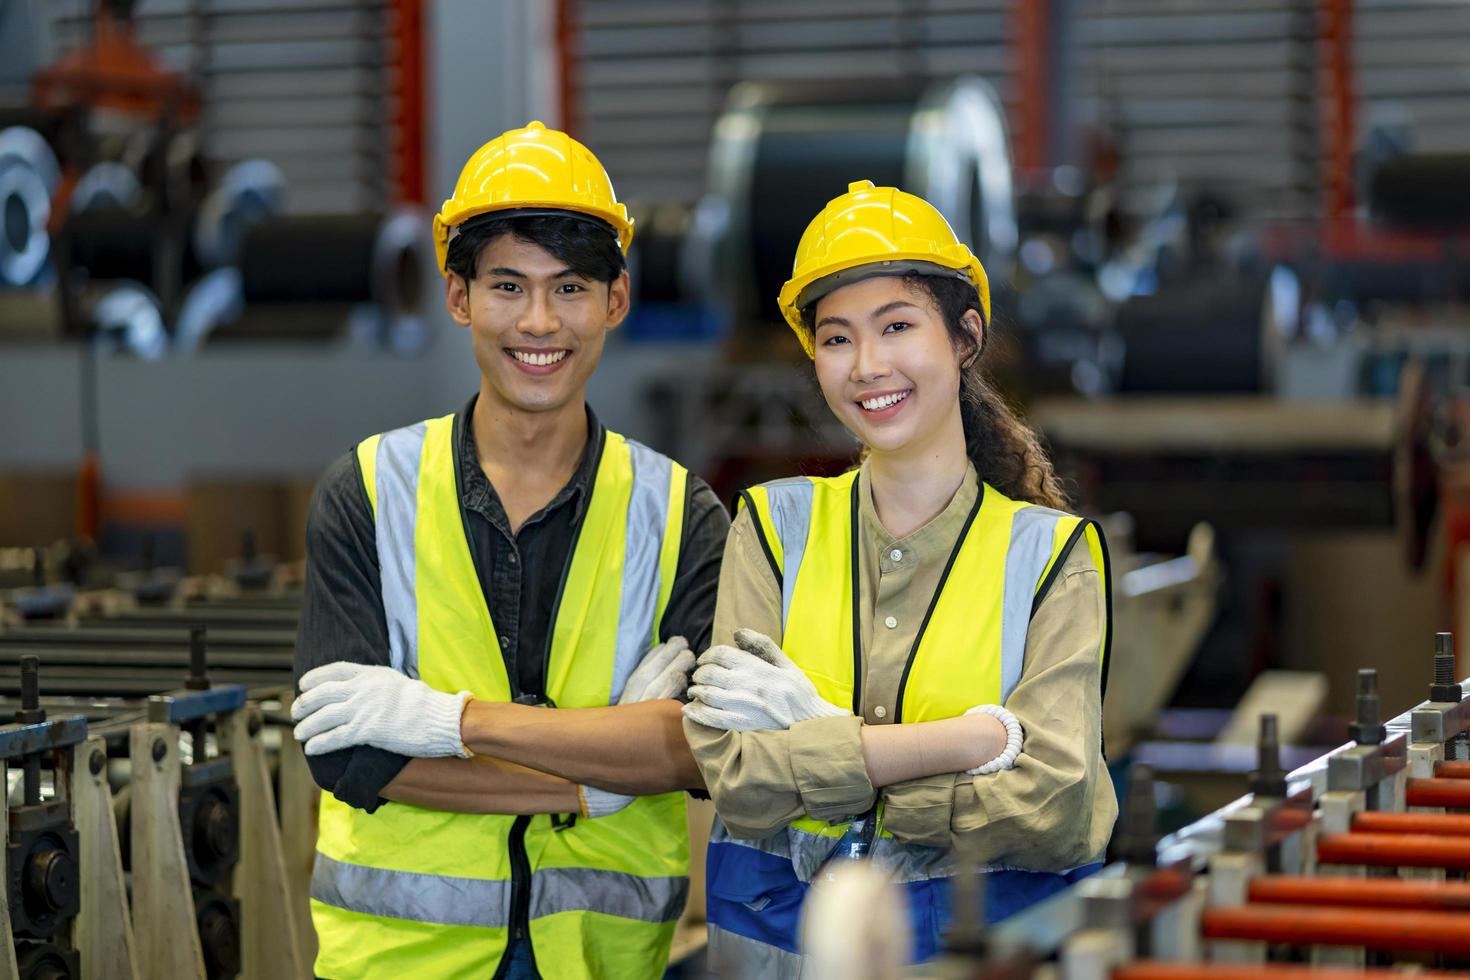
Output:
[
  {"xmin": 312, "ymin": 852, "xmax": 511, "ymax": 928},
  {"xmin": 762, "ymin": 478, "xmax": 815, "ymax": 630},
  {"xmin": 373, "ymin": 422, "xmax": 428, "ymax": 678},
  {"xmin": 531, "ymin": 866, "xmax": 687, "ymax": 924},
  {"xmin": 1000, "ymin": 505, "xmax": 1066, "ymax": 703},
  {"xmin": 313, "ymin": 852, "xmax": 685, "ymax": 927},
  {"xmin": 710, "ymin": 816, "xmax": 956, "ymax": 884},
  {"xmin": 708, "ymin": 923, "xmax": 807, "ymax": 980},
  {"xmin": 609, "ymin": 439, "xmax": 675, "ymax": 701}
]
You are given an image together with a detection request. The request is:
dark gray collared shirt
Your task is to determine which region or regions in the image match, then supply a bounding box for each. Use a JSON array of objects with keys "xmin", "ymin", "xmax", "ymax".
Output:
[{"xmin": 295, "ymin": 397, "xmax": 728, "ymax": 811}]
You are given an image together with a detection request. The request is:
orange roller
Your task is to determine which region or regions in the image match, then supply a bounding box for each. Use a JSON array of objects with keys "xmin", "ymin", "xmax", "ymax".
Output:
[
  {"xmin": 1248, "ymin": 874, "xmax": 1470, "ymax": 910},
  {"xmin": 1118, "ymin": 965, "xmax": 1470, "ymax": 980},
  {"xmin": 1436, "ymin": 759, "xmax": 1470, "ymax": 779},
  {"xmin": 1318, "ymin": 831, "xmax": 1470, "ymax": 869},
  {"xmin": 1117, "ymin": 965, "xmax": 1470, "ymax": 980},
  {"xmin": 1406, "ymin": 777, "xmax": 1470, "ymax": 808},
  {"xmin": 1352, "ymin": 810, "xmax": 1470, "ymax": 836},
  {"xmin": 1202, "ymin": 904, "xmax": 1470, "ymax": 953}
]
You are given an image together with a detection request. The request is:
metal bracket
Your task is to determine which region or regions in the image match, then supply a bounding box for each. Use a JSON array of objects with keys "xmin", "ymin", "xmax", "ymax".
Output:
[
  {"xmin": 147, "ymin": 685, "xmax": 246, "ymax": 724},
  {"xmin": 0, "ymin": 717, "xmax": 87, "ymax": 760}
]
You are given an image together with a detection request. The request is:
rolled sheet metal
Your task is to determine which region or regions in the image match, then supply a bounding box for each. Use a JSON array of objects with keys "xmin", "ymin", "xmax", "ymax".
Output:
[{"xmin": 700, "ymin": 75, "xmax": 1015, "ymax": 326}]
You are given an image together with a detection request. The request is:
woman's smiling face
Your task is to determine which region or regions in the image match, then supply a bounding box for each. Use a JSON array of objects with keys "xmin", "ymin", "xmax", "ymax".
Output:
[{"xmin": 810, "ymin": 275, "xmax": 970, "ymax": 458}]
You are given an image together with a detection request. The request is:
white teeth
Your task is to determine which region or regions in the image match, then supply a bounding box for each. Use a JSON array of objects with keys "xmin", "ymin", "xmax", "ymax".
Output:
[
  {"xmin": 511, "ymin": 349, "xmax": 568, "ymax": 366},
  {"xmin": 860, "ymin": 391, "xmax": 910, "ymax": 411}
]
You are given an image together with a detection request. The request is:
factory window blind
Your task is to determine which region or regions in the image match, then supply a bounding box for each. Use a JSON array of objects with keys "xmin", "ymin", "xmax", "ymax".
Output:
[
  {"xmin": 47, "ymin": 0, "xmax": 394, "ymax": 215},
  {"xmin": 574, "ymin": 0, "xmax": 1470, "ymax": 223}
]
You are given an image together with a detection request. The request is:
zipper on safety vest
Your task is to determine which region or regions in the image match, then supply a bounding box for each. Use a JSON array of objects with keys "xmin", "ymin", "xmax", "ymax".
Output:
[{"xmin": 493, "ymin": 814, "xmax": 535, "ymax": 979}]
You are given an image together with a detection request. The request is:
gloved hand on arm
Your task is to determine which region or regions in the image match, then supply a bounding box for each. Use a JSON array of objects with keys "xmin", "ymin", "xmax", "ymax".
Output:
[
  {"xmin": 292, "ymin": 662, "xmax": 472, "ymax": 758},
  {"xmin": 682, "ymin": 629, "xmax": 1024, "ymax": 786},
  {"xmin": 682, "ymin": 628, "xmax": 848, "ymax": 730},
  {"xmin": 583, "ymin": 635, "xmax": 697, "ymax": 817}
]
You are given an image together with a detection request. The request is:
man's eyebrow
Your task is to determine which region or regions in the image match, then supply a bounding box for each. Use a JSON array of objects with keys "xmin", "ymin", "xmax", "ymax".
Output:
[{"xmin": 485, "ymin": 266, "xmax": 525, "ymax": 278}]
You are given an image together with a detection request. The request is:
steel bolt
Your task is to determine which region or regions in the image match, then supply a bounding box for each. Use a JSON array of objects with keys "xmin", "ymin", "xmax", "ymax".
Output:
[
  {"xmin": 1432, "ymin": 632, "xmax": 1463, "ymax": 703},
  {"xmin": 152, "ymin": 738, "xmax": 166, "ymax": 764},
  {"xmin": 89, "ymin": 750, "xmax": 105, "ymax": 776},
  {"xmin": 1349, "ymin": 668, "xmax": 1383, "ymax": 746}
]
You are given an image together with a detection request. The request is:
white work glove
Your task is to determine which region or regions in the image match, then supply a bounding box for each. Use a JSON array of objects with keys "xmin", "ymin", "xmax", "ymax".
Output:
[
  {"xmin": 618, "ymin": 635, "xmax": 695, "ymax": 704},
  {"xmin": 683, "ymin": 628, "xmax": 848, "ymax": 732},
  {"xmin": 579, "ymin": 785, "xmax": 635, "ymax": 819},
  {"xmin": 964, "ymin": 705, "xmax": 1024, "ymax": 775},
  {"xmin": 292, "ymin": 662, "xmax": 471, "ymax": 758}
]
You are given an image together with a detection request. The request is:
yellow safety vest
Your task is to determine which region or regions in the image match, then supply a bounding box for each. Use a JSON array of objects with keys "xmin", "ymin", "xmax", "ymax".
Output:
[
  {"xmin": 310, "ymin": 414, "xmax": 690, "ymax": 980},
  {"xmin": 736, "ymin": 469, "xmax": 1110, "ymax": 869}
]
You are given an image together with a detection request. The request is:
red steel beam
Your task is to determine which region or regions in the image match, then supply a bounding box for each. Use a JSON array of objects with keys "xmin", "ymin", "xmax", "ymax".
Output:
[
  {"xmin": 1203, "ymin": 904, "xmax": 1470, "ymax": 954},
  {"xmin": 1319, "ymin": 0, "xmax": 1356, "ymax": 219},
  {"xmin": 391, "ymin": 0, "xmax": 425, "ymax": 203},
  {"xmin": 1118, "ymin": 965, "xmax": 1470, "ymax": 980},
  {"xmin": 1319, "ymin": 831, "xmax": 1470, "ymax": 869},
  {"xmin": 1011, "ymin": 0, "xmax": 1050, "ymax": 176},
  {"xmin": 1248, "ymin": 874, "xmax": 1470, "ymax": 910},
  {"xmin": 1407, "ymin": 777, "xmax": 1470, "ymax": 809},
  {"xmin": 1352, "ymin": 810, "xmax": 1470, "ymax": 836},
  {"xmin": 556, "ymin": 0, "xmax": 579, "ymax": 137}
]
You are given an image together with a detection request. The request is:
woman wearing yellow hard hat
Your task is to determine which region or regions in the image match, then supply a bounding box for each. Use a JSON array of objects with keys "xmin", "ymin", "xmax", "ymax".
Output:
[{"xmin": 683, "ymin": 180, "xmax": 1115, "ymax": 974}]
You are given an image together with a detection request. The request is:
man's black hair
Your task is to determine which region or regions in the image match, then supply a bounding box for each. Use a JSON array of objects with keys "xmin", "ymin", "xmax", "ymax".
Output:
[{"xmin": 444, "ymin": 212, "xmax": 625, "ymax": 288}]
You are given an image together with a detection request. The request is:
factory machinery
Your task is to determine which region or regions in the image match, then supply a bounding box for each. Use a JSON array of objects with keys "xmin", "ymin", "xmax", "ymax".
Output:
[
  {"xmin": 0, "ymin": 566, "xmax": 314, "ymax": 980},
  {"xmin": 796, "ymin": 631, "xmax": 1470, "ymax": 980}
]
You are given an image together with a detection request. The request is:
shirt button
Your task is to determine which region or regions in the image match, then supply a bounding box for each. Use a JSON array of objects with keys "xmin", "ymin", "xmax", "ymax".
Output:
[
  {"xmin": 884, "ymin": 616, "xmax": 898, "ymax": 629},
  {"xmin": 499, "ymin": 635, "xmax": 511, "ymax": 649},
  {"xmin": 889, "ymin": 549, "xmax": 902, "ymax": 562},
  {"xmin": 874, "ymin": 705, "xmax": 888, "ymax": 720},
  {"xmin": 508, "ymin": 553, "xmax": 518, "ymax": 565}
]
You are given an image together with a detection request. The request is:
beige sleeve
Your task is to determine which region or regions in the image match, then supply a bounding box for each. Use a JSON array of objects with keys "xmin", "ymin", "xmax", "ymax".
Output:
[
  {"xmin": 682, "ymin": 507, "xmax": 876, "ymax": 839},
  {"xmin": 880, "ymin": 545, "xmax": 1117, "ymax": 871}
]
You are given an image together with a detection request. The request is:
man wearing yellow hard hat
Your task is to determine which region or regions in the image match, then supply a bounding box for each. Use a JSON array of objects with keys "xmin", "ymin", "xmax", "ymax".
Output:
[
  {"xmin": 682, "ymin": 180, "xmax": 1114, "ymax": 976},
  {"xmin": 290, "ymin": 121, "xmax": 726, "ymax": 979}
]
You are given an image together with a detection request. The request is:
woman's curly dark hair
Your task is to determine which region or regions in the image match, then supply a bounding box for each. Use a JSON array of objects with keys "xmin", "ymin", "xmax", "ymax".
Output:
[{"xmin": 802, "ymin": 273, "xmax": 1069, "ymax": 510}]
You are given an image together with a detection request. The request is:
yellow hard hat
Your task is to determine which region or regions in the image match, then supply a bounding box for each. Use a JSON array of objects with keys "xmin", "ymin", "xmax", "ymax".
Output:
[
  {"xmin": 433, "ymin": 120, "xmax": 634, "ymax": 276},
  {"xmin": 776, "ymin": 180, "xmax": 990, "ymax": 358}
]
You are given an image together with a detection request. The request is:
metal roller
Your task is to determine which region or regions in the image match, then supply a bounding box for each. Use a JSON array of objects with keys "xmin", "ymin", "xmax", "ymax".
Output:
[
  {"xmin": 0, "ymin": 126, "xmax": 62, "ymax": 286},
  {"xmin": 69, "ymin": 162, "xmax": 143, "ymax": 214},
  {"xmin": 174, "ymin": 268, "xmax": 244, "ymax": 353},
  {"xmin": 1369, "ymin": 153, "xmax": 1470, "ymax": 233},
  {"xmin": 192, "ymin": 159, "xmax": 287, "ymax": 269},
  {"xmin": 232, "ymin": 209, "xmax": 429, "ymax": 352},
  {"xmin": 1113, "ymin": 270, "xmax": 1279, "ymax": 394},
  {"xmin": 92, "ymin": 281, "xmax": 169, "ymax": 360},
  {"xmin": 700, "ymin": 75, "xmax": 1016, "ymax": 326}
]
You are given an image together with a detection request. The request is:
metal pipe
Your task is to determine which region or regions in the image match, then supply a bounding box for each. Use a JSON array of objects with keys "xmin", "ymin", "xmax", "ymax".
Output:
[
  {"xmin": 1318, "ymin": 832, "xmax": 1470, "ymax": 869},
  {"xmin": 1436, "ymin": 760, "xmax": 1470, "ymax": 779},
  {"xmin": 1352, "ymin": 810, "xmax": 1470, "ymax": 836},
  {"xmin": 1407, "ymin": 777, "xmax": 1470, "ymax": 808},
  {"xmin": 1117, "ymin": 965, "xmax": 1470, "ymax": 980},
  {"xmin": 1202, "ymin": 904, "xmax": 1470, "ymax": 954},
  {"xmin": 1248, "ymin": 874, "xmax": 1470, "ymax": 910}
]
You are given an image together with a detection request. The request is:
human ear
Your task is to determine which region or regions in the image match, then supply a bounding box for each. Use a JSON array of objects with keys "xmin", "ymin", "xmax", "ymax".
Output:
[
  {"xmin": 957, "ymin": 308, "xmax": 984, "ymax": 367},
  {"xmin": 604, "ymin": 270, "xmax": 632, "ymax": 331},
  {"xmin": 445, "ymin": 273, "xmax": 472, "ymax": 327}
]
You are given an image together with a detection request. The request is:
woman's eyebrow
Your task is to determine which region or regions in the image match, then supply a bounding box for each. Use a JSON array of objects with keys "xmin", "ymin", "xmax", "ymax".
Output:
[{"xmin": 869, "ymin": 300, "xmax": 920, "ymax": 319}]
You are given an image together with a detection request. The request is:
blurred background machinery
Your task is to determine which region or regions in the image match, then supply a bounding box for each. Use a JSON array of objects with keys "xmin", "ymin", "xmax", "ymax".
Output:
[{"xmin": 5, "ymin": 0, "xmax": 1470, "ymax": 974}]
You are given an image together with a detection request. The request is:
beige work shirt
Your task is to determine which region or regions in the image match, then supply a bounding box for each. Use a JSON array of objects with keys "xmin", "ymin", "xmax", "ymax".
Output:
[{"xmin": 684, "ymin": 460, "xmax": 1117, "ymax": 872}]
